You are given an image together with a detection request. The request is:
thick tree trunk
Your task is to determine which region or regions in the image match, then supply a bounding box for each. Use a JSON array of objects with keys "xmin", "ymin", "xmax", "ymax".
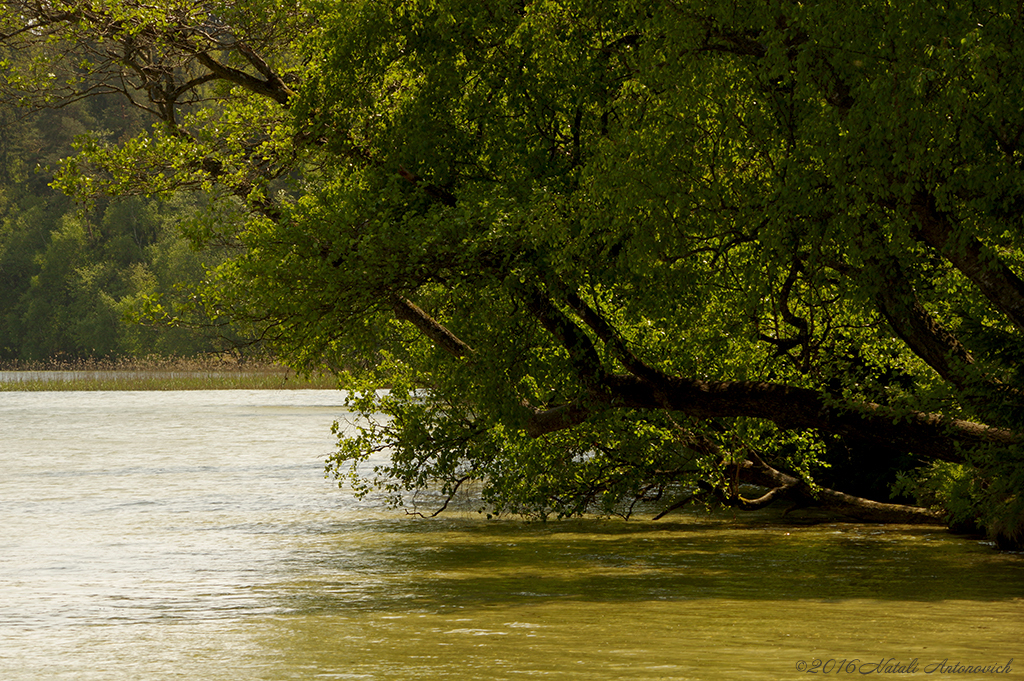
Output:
[{"xmin": 526, "ymin": 373, "xmax": 1018, "ymax": 463}]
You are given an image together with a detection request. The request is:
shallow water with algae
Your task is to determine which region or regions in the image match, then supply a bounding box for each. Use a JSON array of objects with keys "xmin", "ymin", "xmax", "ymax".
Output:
[{"xmin": 1, "ymin": 391, "xmax": 1020, "ymax": 680}]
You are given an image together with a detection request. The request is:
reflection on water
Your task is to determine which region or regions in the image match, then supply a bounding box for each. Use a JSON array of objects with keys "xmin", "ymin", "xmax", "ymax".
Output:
[{"xmin": 0, "ymin": 391, "xmax": 1021, "ymax": 680}]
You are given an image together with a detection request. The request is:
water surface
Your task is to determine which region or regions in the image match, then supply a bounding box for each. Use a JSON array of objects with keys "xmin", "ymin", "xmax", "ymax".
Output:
[{"xmin": 0, "ymin": 390, "xmax": 1020, "ymax": 679}]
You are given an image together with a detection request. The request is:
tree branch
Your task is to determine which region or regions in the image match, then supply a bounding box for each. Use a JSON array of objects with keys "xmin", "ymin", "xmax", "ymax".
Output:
[
  {"xmin": 563, "ymin": 288, "xmax": 674, "ymax": 389},
  {"xmin": 911, "ymin": 191, "xmax": 1024, "ymax": 333},
  {"xmin": 733, "ymin": 456, "xmax": 942, "ymax": 524},
  {"xmin": 526, "ymin": 372, "xmax": 1019, "ymax": 462},
  {"xmin": 407, "ymin": 475, "xmax": 473, "ymax": 518},
  {"xmin": 870, "ymin": 255, "xmax": 978, "ymax": 390},
  {"xmin": 517, "ymin": 281, "xmax": 609, "ymax": 395},
  {"xmin": 391, "ymin": 294, "xmax": 474, "ymax": 359},
  {"xmin": 194, "ymin": 51, "xmax": 294, "ymax": 105}
]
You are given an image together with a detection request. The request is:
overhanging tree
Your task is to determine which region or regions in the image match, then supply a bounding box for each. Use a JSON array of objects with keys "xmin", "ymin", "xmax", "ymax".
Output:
[{"xmin": 4, "ymin": 0, "xmax": 1024, "ymax": 544}]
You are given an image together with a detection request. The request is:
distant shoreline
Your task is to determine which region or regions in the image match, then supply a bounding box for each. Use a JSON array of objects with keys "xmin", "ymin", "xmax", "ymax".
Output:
[{"xmin": 0, "ymin": 358, "xmax": 339, "ymax": 391}]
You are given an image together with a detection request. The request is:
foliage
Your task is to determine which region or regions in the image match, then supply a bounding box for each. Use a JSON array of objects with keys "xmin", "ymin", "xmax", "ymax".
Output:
[
  {"xmin": 0, "ymin": 92, "xmax": 240, "ymax": 359},
  {"xmin": 4, "ymin": 0, "xmax": 1024, "ymax": 544}
]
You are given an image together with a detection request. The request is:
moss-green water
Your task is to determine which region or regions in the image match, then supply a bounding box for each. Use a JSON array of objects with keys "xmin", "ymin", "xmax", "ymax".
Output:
[{"xmin": 235, "ymin": 517, "xmax": 1022, "ymax": 680}]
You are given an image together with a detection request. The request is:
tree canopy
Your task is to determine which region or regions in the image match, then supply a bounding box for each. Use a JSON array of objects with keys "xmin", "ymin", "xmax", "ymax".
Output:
[
  {"xmin": 0, "ymin": 84, "xmax": 233, "ymax": 359},
  {"xmin": 4, "ymin": 0, "xmax": 1024, "ymax": 546}
]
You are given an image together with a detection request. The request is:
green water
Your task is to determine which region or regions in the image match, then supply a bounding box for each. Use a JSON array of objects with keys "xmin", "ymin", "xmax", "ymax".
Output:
[
  {"xmin": 1, "ymin": 391, "xmax": 1020, "ymax": 680},
  {"xmin": 235, "ymin": 518, "xmax": 1023, "ymax": 680}
]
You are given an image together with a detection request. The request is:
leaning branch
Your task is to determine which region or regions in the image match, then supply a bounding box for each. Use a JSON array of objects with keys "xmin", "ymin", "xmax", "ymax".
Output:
[
  {"xmin": 194, "ymin": 51, "xmax": 294, "ymax": 106},
  {"xmin": 733, "ymin": 457, "xmax": 942, "ymax": 524},
  {"xmin": 911, "ymin": 191, "xmax": 1024, "ymax": 334},
  {"xmin": 391, "ymin": 295, "xmax": 474, "ymax": 359},
  {"xmin": 869, "ymin": 255, "xmax": 979, "ymax": 390},
  {"xmin": 517, "ymin": 281, "xmax": 610, "ymax": 396},
  {"xmin": 563, "ymin": 288, "xmax": 674, "ymax": 388},
  {"xmin": 525, "ymin": 373, "xmax": 1019, "ymax": 462}
]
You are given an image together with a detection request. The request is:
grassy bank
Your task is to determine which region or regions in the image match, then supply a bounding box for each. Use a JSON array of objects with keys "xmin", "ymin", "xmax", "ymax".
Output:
[{"xmin": 0, "ymin": 357, "xmax": 341, "ymax": 391}]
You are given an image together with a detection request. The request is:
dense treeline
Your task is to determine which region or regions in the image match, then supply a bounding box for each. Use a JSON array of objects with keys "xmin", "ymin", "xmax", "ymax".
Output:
[{"xmin": 0, "ymin": 94, "xmax": 226, "ymax": 360}]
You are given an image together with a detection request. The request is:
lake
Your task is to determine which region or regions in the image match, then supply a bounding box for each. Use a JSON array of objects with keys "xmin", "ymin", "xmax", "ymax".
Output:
[{"xmin": 0, "ymin": 390, "xmax": 1021, "ymax": 679}]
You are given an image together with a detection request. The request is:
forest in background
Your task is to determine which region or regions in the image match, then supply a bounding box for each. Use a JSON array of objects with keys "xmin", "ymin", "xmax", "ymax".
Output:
[{"xmin": 0, "ymin": 93, "xmax": 232, "ymax": 362}]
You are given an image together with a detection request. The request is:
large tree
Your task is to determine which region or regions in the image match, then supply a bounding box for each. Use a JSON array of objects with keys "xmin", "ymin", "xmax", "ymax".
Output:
[{"xmin": 4, "ymin": 0, "xmax": 1024, "ymax": 545}]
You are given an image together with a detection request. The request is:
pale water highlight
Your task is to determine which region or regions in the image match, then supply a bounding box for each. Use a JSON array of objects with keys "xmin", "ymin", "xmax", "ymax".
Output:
[{"xmin": 0, "ymin": 390, "xmax": 1021, "ymax": 680}]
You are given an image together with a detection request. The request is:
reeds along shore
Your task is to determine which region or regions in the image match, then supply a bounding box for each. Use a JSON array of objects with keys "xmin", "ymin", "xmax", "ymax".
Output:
[{"xmin": 0, "ymin": 357, "xmax": 340, "ymax": 391}]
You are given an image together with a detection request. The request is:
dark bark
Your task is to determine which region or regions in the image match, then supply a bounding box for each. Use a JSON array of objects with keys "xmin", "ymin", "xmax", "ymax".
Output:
[
  {"xmin": 651, "ymin": 456, "xmax": 941, "ymax": 524},
  {"xmin": 911, "ymin": 192, "xmax": 1024, "ymax": 333},
  {"xmin": 381, "ymin": 270, "xmax": 1021, "ymax": 467},
  {"xmin": 384, "ymin": 280, "xmax": 1019, "ymax": 464},
  {"xmin": 516, "ymin": 281, "xmax": 612, "ymax": 396},
  {"xmin": 526, "ymin": 374, "xmax": 1019, "ymax": 463},
  {"xmin": 775, "ymin": 258, "xmax": 811, "ymax": 370},
  {"xmin": 870, "ymin": 256, "xmax": 978, "ymax": 390},
  {"xmin": 194, "ymin": 51, "xmax": 294, "ymax": 106},
  {"xmin": 562, "ymin": 288, "xmax": 675, "ymax": 389}
]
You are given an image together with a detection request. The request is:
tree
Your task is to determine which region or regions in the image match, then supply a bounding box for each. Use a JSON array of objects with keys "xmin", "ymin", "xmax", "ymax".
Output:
[
  {"xmin": 4, "ymin": 0, "xmax": 1024, "ymax": 545},
  {"xmin": 0, "ymin": 56, "xmax": 231, "ymax": 359}
]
